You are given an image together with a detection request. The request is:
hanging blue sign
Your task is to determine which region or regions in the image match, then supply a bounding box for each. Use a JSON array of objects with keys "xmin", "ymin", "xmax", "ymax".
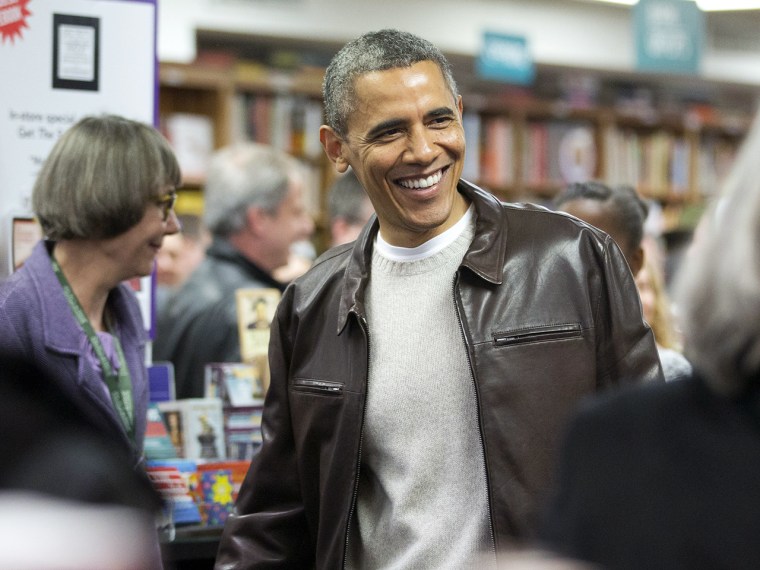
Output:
[
  {"xmin": 635, "ymin": 0, "xmax": 704, "ymax": 74},
  {"xmin": 477, "ymin": 31, "xmax": 534, "ymax": 85}
]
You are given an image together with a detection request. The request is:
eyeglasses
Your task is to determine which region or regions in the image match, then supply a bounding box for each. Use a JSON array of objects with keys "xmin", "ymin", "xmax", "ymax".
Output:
[{"xmin": 155, "ymin": 190, "xmax": 177, "ymax": 222}]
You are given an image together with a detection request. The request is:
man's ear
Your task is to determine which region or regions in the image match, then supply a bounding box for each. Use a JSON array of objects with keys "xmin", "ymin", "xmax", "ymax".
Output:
[
  {"xmin": 630, "ymin": 245, "xmax": 645, "ymax": 278},
  {"xmin": 245, "ymin": 205, "xmax": 269, "ymax": 237},
  {"xmin": 320, "ymin": 125, "xmax": 350, "ymax": 174}
]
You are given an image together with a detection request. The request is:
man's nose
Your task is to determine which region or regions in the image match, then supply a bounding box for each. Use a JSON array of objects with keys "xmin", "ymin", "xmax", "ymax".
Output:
[{"xmin": 405, "ymin": 126, "xmax": 436, "ymax": 163}]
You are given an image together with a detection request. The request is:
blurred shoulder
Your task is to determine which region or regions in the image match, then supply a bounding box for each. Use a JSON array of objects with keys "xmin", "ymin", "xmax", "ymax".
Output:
[{"xmin": 569, "ymin": 374, "xmax": 702, "ymax": 439}]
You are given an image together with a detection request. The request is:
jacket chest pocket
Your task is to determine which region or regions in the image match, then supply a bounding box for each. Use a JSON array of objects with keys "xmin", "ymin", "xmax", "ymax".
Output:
[
  {"xmin": 493, "ymin": 323, "xmax": 582, "ymax": 347},
  {"xmin": 291, "ymin": 378, "xmax": 344, "ymax": 396}
]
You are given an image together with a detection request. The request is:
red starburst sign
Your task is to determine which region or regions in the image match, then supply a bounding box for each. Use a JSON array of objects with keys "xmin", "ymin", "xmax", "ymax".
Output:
[{"xmin": 0, "ymin": 0, "xmax": 31, "ymax": 44}]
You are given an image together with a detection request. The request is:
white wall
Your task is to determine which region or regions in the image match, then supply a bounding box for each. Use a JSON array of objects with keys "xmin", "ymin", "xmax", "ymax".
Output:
[{"xmin": 158, "ymin": 0, "xmax": 760, "ymax": 86}]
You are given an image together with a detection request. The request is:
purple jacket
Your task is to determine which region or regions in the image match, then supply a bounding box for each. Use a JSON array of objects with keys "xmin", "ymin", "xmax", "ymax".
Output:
[{"xmin": 0, "ymin": 241, "xmax": 150, "ymax": 464}]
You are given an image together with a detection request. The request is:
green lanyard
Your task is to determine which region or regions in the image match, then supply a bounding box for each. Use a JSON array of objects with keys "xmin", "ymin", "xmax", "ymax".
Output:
[{"xmin": 50, "ymin": 256, "xmax": 136, "ymax": 442}]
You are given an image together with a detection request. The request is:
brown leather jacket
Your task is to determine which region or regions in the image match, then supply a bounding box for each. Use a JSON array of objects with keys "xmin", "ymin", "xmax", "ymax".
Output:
[{"xmin": 215, "ymin": 181, "xmax": 663, "ymax": 569}]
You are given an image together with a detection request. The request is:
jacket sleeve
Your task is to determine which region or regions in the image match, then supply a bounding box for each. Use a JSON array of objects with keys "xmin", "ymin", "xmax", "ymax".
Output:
[
  {"xmin": 215, "ymin": 286, "xmax": 313, "ymax": 569},
  {"xmin": 594, "ymin": 236, "xmax": 664, "ymax": 387}
]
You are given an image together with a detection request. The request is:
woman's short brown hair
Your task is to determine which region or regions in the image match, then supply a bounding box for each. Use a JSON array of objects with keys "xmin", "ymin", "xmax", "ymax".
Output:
[{"xmin": 32, "ymin": 114, "xmax": 181, "ymax": 240}]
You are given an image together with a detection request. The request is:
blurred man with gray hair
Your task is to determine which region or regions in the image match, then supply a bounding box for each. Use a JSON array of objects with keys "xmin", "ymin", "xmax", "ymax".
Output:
[{"xmin": 154, "ymin": 143, "xmax": 314, "ymax": 399}]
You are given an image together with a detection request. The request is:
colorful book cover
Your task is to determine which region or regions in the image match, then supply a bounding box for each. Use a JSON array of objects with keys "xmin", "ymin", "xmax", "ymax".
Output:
[
  {"xmin": 158, "ymin": 398, "xmax": 226, "ymax": 461},
  {"xmin": 225, "ymin": 427, "xmax": 263, "ymax": 461},
  {"xmin": 183, "ymin": 398, "xmax": 226, "ymax": 461},
  {"xmin": 148, "ymin": 361, "xmax": 176, "ymax": 402},
  {"xmin": 235, "ymin": 288, "xmax": 280, "ymax": 389},
  {"xmin": 145, "ymin": 460, "xmax": 202, "ymax": 526},
  {"xmin": 200, "ymin": 469, "xmax": 235, "ymax": 526},
  {"xmin": 197, "ymin": 460, "xmax": 251, "ymax": 501},
  {"xmin": 224, "ymin": 405, "xmax": 264, "ymax": 430},
  {"xmin": 204, "ymin": 362, "xmax": 266, "ymax": 405},
  {"xmin": 143, "ymin": 403, "xmax": 179, "ymax": 461},
  {"xmin": 157, "ymin": 400, "xmax": 186, "ymax": 458}
]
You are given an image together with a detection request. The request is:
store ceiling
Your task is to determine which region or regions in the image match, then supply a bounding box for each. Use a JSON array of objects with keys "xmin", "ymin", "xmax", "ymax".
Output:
[
  {"xmin": 568, "ymin": 1, "xmax": 760, "ymax": 51},
  {"xmin": 196, "ymin": 3, "xmax": 760, "ymax": 109}
]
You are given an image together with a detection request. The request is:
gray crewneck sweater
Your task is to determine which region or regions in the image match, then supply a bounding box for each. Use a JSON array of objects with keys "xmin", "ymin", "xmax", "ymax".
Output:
[{"xmin": 347, "ymin": 213, "xmax": 495, "ymax": 569}]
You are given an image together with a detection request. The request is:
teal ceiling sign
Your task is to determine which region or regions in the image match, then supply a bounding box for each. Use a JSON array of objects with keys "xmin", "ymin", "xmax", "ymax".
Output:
[
  {"xmin": 635, "ymin": 0, "xmax": 704, "ymax": 74},
  {"xmin": 477, "ymin": 31, "xmax": 534, "ymax": 85}
]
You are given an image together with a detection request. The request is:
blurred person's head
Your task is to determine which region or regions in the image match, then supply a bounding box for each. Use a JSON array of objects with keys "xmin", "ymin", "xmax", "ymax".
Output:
[
  {"xmin": 0, "ymin": 353, "xmax": 161, "ymax": 508},
  {"xmin": 0, "ymin": 352, "xmax": 161, "ymax": 569},
  {"xmin": 202, "ymin": 143, "xmax": 315, "ymax": 272},
  {"xmin": 675, "ymin": 109, "xmax": 760, "ymax": 398},
  {"xmin": 155, "ymin": 214, "xmax": 209, "ymax": 288},
  {"xmin": 327, "ymin": 168, "xmax": 374, "ymax": 247},
  {"xmin": 555, "ymin": 181, "xmax": 648, "ymax": 276}
]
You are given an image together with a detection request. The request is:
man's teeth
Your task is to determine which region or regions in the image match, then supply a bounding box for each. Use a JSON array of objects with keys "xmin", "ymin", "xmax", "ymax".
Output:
[{"xmin": 399, "ymin": 170, "xmax": 442, "ymax": 189}]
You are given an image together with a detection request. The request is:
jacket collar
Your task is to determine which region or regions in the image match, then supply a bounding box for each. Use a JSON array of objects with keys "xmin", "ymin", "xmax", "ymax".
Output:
[
  {"xmin": 337, "ymin": 180, "xmax": 507, "ymax": 334},
  {"xmin": 207, "ymin": 237, "xmax": 287, "ymax": 292},
  {"xmin": 27, "ymin": 241, "xmax": 146, "ymax": 358},
  {"xmin": 27, "ymin": 241, "xmax": 88, "ymax": 355}
]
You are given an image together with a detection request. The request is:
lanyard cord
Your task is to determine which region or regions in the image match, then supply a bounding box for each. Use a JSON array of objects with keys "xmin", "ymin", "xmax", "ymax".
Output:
[{"xmin": 50, "ymin": 255, "xmax": 136, "ymax": 442}]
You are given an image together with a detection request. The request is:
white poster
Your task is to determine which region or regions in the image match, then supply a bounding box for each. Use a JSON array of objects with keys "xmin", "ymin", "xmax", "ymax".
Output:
[{"xmin": 0, "ymin": 0, "xmax": 157, "ymax": 334}]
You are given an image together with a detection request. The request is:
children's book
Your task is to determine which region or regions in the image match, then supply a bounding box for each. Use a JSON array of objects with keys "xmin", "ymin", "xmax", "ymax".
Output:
[{"xmin": 158, "ymin": 398, "xmax": 226, "ymax": 461}]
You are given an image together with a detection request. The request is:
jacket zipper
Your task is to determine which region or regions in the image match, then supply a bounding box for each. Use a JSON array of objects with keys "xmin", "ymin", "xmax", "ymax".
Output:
[
  {"xmin": 342, "ymin": 312, "xmax": 369, "ymax": 569},
  {"xmin": 494, "ymin": 323, "xmax": 582, "ymax": 346},
  {"xmin": 453, "ymin": 272, "xmax": 497, "ymax": 561},
  {"xmin": 291, "ymin": 378, "xmax": 344, "ymax": 395}
]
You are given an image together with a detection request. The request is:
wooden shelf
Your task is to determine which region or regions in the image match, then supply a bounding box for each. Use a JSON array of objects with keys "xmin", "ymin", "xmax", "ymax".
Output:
[{"xmin": 159, "ymin": 47, "xmax": 753, "ymax": 239}]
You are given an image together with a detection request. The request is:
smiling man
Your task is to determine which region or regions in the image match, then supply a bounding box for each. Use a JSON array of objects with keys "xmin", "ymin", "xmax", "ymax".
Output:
[{"xmin": 215, "ymin": 29, "xmax": 663, "ymax": 570}]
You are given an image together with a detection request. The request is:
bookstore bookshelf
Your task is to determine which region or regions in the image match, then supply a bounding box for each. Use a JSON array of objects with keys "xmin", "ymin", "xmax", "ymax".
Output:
[
  {"xmin": 460, "ymin": 93, "xmax": 751, "ymax": 231},
  {"xmin": 159, "ymin": 58, "xmax": 335, "ymax": 253},
  {"xmin": 159, "ymin": 32, "xmax": 757, "ymax": 253},
  {"xmin": 148, "ymin": 282, "xmax": 278, "ymax": 567}
]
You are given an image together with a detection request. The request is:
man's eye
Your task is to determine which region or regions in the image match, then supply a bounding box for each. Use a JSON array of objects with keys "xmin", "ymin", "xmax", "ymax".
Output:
[
  {"xmin": 430, "ymin": 117, "xmax": 453, "ymax": 127},
  {"xmin": 380, "ymin": 128, "xmax": 402, "ymax": 138}
]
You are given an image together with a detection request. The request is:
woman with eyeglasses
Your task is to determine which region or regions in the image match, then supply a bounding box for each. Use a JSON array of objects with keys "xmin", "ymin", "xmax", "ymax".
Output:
[{"xmin": 0, "ymin": 113, "xmax": 181, "ymax": 470}]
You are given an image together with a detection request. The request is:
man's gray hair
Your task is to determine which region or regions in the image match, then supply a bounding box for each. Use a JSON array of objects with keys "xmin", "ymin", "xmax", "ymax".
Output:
[
  {"xmin": 675, "ymin": 107, "xmax": 760, "ymax": 397},
  {"xmin": 322, "ymin": 29, "xmax": 459, "ymax": 138},
  {"xmin": 202, "ymin": 143, "xmax": 303, "ymax": 238}
]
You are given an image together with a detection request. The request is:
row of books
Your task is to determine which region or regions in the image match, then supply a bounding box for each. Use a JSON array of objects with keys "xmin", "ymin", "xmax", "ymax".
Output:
[
  {"xmin": 462, "ymin": 113, "xmax": 742, "ymax": 199},
  {"xmin": 521, "ymin": 121, "xmax": 598, "ymax": 188},
  {"xmin": 479, "ymin": 116, "xmax": 516, "ymax": 189},
  {"xmin": 145, "ymin": 287, "xmax": 281, "ymax": 464},
  {"xmin": 145, "ymin": 362, "xmax": 267, "ymax": 463},
  {"xmin": 147, "ymin": 458, "xmax": 251, "ymax": 528},
  {"xmin": 143, "ymin": 358, "xmax": 267, "ymax": 528},
  {"xmin": 605, "ymin": 128, "xmax": 690, "ymax": 199},
  {"xmin": 160, "ymin": 110, "xmax": 322, "ymax": 216},
  {"xmin": 463, "ymin": 115, "xmax": 598, "ymax": 190},
  {"xmin": 231, "ymin": 92, "xmax": 324, "ymax": 159}
]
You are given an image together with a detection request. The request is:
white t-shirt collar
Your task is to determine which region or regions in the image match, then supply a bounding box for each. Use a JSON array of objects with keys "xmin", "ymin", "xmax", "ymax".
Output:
[{"xmin": 375, "ymin": 204, "xmax": 474, "ymax": 262}]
